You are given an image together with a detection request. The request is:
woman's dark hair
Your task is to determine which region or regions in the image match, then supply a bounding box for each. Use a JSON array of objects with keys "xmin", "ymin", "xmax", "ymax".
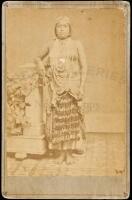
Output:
[{"xmin": 54, "ymin": 23, "xmax": 72, "ymax": 38}]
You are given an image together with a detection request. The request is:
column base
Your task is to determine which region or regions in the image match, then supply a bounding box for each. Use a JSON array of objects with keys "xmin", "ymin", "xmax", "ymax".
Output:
[
  {"xmin": 7, "ymin": 135, "xmax": 47, "ymax": 156},
  {"xmin": 15, "ymin": 153, "xmax": 27, "ymax": 159}
]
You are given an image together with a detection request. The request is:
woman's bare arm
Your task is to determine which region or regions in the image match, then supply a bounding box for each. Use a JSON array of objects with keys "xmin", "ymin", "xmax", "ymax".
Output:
[
  {"xmin": 34, "ymin": 42, "xmax": 51, "ymax": 73},
  {"xmin": 38, "ymin": 46, "xmax": 49, "ymax": 61},
  {"xmin": 77, "ymin": 41, "xmax": 87, "ymax": 90},
  {"xmin": 34, "ymin": 45, "xmax": 49, "ymax": 65}
]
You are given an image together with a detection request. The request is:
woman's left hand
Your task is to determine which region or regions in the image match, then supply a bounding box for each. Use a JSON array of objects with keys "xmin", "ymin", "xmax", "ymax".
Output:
[{"xmin": 80, "ymin": 86, "xmax": 84, "ymax": 96}]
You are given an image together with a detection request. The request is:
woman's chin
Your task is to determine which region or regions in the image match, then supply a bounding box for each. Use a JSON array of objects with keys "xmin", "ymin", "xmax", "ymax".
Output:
[{"xmin": 57, "ymin": 35, "xmax": 69, "ymax": 40}]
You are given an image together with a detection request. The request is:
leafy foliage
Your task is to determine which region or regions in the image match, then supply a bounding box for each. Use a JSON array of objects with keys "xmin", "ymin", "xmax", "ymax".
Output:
[{"xmin": 6, "ymin": 67, "xmax": 44, "ymax": 136}]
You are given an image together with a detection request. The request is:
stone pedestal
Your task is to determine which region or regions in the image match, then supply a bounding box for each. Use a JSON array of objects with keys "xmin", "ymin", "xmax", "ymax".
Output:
[
  {"xmin": 7, "ymin": 81, "xmax": 47, "ymax": 159},
  {"xmin": 7, "ymin": 135, "xmax": 47, "ymax": 158}
]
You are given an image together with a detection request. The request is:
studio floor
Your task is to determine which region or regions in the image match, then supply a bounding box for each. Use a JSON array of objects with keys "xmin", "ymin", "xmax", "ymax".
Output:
[{"xmin": 6, "ymin": 132, "xmax": 126, "ymax": 176}]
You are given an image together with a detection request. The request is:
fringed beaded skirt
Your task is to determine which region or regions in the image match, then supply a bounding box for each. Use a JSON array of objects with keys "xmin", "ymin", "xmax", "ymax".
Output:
[{"xmin": 48, "ymin": 92, "xmax": 82, "ymax": 150}]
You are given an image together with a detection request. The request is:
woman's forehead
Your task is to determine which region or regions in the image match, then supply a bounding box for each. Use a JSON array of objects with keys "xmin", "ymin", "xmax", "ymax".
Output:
[{"xmin": 56, "ymin": 22, "xmax": 69, "ymax": 27}]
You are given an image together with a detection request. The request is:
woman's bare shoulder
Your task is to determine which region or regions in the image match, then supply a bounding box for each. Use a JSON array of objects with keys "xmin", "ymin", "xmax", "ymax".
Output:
[
  {"xmin": 48, "ymin": 39, "xmax": 56, "ymax": 49},
  {"xmin": 71, "ymin": 39, "xmax": 83, "ymax": 49},
  {"xmin": 72, "ymin": 40, "xmax": 86, "ymax": 57},
  {"xmin": 38, "ymin": 39, "xmax": 56, "ymax": 58},
  {"xmin": 41, "ymin": 39, "xmax": 55, "ymax": 50}
]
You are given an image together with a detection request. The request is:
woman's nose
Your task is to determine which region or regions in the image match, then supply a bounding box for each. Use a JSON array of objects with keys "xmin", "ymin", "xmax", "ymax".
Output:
[{"xmin": 60, "ymin": 26, "xmax": 64, "ymax": 31}]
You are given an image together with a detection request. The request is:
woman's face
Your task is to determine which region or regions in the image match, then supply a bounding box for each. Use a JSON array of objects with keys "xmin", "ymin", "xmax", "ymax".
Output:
[{"xmin": 55, "ymin": 22, "xmax": 70, "ymax": 39}]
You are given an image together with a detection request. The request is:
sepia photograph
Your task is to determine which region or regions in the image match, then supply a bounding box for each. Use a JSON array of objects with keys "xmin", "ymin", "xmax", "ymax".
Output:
[{"xmin": 2, "ymin": 1, "xmax": 130, "ymax": 199}]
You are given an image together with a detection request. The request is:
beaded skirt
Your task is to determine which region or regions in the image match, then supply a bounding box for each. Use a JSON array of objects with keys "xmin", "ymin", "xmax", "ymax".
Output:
[{"xmin": 48, "ymin": 92, "xmax": 82, "ymax": 150}]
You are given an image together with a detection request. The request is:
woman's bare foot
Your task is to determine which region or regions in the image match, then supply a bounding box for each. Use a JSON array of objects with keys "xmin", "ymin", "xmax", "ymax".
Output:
[
  {"xmin": 65, "ymin": 151, "xmax": 75, "ymax": 165},
  {"xmin": 70, "ymin": 149, "xmax": 85, "ymax": 159},
  {"xmin": 72, "ymin": 149, "xmax": 84, "ymax": 155},
  {"xmin": 56, "ymin": 151, "xmax": 66, "ymax": 164}
]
